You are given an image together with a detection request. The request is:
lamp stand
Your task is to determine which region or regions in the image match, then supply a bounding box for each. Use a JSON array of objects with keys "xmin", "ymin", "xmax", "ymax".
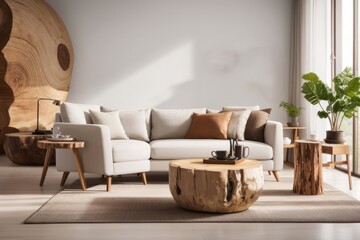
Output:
[{"xmin": 32, "ymin": 98, "xmax": 61, "ymax": 135}]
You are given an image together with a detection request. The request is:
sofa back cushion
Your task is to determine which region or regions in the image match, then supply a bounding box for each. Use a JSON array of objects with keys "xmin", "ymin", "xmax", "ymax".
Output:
[
  {"xmin": 185, "ymin": 112, "xmax": 232, "ymax": 139},
  {"xmin": 151, "ymin": 108, "xmax": 206, "ymax": 140},
  {"xmin": 118, "ymin": 110, "xmax": 149, "ymax": 141},
  {"xmin": 222, "ymin": 105, "xmax": 260, "ymax": 111},
  {"xmin": 60, "ymin": 102, "xmax": 100, "ymax": 124}
]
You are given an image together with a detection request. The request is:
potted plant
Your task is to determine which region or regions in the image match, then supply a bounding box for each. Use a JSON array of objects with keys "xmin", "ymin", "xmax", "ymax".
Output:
[
  {"xmin": 301, "ymin": 66, "xmax": 360, "ymax": 143},
  {"xmin": 279, "ymin": 101, "xmax": 303, "ymax": 127}
]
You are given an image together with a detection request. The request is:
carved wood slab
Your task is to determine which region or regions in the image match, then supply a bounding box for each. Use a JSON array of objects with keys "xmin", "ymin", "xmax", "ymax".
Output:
[
  {"xmin": 169, "ymin": 159, "xmax": 264, "ymax": 213},
  {"xmin": 0, "ymin": 0, "xmax": 73, "ymax": 153}
]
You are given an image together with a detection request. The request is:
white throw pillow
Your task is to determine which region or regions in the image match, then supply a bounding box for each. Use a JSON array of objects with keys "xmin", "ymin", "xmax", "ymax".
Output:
[
  {"xmin": 60, "ymin": 102, "xmax": 100, "ymax": 124},
  {"xmin": 224, "ymin": 109, "xmax": 252, "ymax": 140},
  {"xmin": 89, "ymin": 110, "xmax": 128, "ymax": 140},
  {"xmin": 101, "ymin": 107, "xmax": 150, "ymax": 142},
  {"xmin": 151, "ymin": 108, "xmax": 207, "ymax": 140}
]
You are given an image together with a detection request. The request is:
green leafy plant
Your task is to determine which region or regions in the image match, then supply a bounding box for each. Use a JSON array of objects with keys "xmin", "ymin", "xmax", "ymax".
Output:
[
  {"xmin": 301, "ymin": 66, "xmax": 360, "ymax": 131},
  {"xmin": 279, "ymin": 101, "xmax": 303, "ymax": 117}
]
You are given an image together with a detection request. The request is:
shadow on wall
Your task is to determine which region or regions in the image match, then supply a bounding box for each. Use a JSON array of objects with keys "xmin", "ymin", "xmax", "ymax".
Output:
[
  {"xmin": 92, "ymin": 41, "xmax": 283, "ymax": 115},
  {"xmin": 51, "ymin": 0, "xmax": 292, "ymax": 121}
]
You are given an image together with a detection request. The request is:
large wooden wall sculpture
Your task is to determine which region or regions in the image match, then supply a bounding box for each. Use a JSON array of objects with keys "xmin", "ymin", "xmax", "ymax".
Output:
[{"xmin": 0, "ymin": 0, "xmax": 73, "ymax": 153}]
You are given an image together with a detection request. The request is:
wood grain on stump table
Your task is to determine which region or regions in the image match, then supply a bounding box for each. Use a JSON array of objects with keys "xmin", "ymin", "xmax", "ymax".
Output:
[
  {"xmin": 169, "ymin": 159, "xmax": 264, "ymax": 213},
  {"xmin": 293, "ymin": 140, "xmax": 323, "ymax": 195},
  {"xmin": 3, "ymin": 132, "xmax": 55, "ymax": 165}
]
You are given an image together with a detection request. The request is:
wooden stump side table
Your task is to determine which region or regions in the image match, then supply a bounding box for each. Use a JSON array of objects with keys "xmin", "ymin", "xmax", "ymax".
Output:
[
  {"xmin": 37, "ymin": 140, "xmax": 86, "ymax": 191},
  {"xmin": 4, "ymin": 132, "xmax": 55, "ymax": 165},
  {"xmin": 293, "ymin": 140, "xmax": 323, "ymax": 195},
  {"xmin": 169, "ymin": 159, "xmax": 264, "ymax": 213}
]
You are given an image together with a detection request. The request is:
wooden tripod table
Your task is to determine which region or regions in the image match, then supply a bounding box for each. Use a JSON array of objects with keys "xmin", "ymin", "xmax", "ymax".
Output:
[
  {"xmin": 37, "ymin": 140, "xmax": 86, "ymax": 191},
  {"xmin": 322, "ymin": 143, "xmax": 352, "ymax": 190}
]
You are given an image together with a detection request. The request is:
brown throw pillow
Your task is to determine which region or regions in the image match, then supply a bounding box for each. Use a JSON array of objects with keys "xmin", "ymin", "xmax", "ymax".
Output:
[
  {"xmin": 185, "ymin": 112, "xmax": 232, "ymax": 139},
  {"xmin": 244, "ymin": 108, "xmax": 271, "ymax": 142}
]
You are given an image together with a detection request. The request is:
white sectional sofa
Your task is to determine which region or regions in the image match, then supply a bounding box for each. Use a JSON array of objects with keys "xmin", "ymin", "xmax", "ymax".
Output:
[{"xmin": 54, "ymin": 102, "xmax": 283, "ymax": 191}]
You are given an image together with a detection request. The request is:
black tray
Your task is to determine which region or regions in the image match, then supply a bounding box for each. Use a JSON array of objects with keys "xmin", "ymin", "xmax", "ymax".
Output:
[{"xmin": 203, "ymin": 157, "xmax": 245, "ymax": 165}]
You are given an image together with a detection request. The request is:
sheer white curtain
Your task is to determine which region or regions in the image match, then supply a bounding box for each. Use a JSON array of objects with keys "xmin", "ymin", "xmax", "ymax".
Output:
[{"xmin": 290, "ymin": 0, "xmax": 331, "ymax": 139}]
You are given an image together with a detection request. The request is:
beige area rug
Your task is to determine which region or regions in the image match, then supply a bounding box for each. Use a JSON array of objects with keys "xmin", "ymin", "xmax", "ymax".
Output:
[{"xmin": 25, "ymin": 175, "xmax": 360, "ymax": 223}]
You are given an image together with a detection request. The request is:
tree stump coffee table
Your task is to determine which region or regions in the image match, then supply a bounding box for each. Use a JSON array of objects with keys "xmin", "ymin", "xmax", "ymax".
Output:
[{"xmin": 169, "ymin": 159, "xmax": 264, "ymax": 213}]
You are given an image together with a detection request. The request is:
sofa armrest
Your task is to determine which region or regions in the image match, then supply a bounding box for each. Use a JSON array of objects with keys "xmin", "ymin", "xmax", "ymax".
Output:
[
  {"xmin": 53, "ymin": 123, "xmax": 114, "ymax": 175},
  {"xmin": 264, "ymin": 121, "xmax": 283, "ymax": 171}
]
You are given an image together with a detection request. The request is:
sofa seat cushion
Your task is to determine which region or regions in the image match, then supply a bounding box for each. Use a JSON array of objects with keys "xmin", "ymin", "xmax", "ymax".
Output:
[
  {"xmin": 150, "ymin": 139, "xmax": 273, "ymax": 160},
  {"xmin": 112, "ymin": 140, "xmax": 150, "ymax": 163},
  {"xmin": 151, "ymin": 139, "xmax": 228, "ymax": 159},
  {"xmin": 242, "ymin": 140, "xmax": 273, "ymax": 160}
]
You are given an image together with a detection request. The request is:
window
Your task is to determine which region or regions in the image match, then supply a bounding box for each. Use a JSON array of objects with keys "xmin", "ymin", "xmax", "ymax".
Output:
[{"xmin": 333, "ymin": 0, "xmax": 359, "ymax": 175}]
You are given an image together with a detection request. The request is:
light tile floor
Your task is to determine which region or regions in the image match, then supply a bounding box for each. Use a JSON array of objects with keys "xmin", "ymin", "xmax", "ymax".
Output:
[{"xmin": 0, "ymin": 155, "xmax": 360, "ymax": 240}]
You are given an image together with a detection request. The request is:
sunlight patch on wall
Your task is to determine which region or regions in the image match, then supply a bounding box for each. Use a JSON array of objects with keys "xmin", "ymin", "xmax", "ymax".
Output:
[{"xmin": 94, "ymin": 42, "xmax": 194, "ymax": 108}]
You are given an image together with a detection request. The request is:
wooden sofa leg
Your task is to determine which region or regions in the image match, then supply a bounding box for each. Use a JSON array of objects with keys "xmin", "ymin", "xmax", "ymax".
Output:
[
  {"xmin": 268, "ymin": 171, "xmax": 271, "ymax": 175},
  {"xmin": 272, "ymin": 171, "xmax": 280, "ymax": 182},
  {"xmin": 60, "ymin": 172, "xmax": 69, "ymax": 186},
  {"xmin": 106, "ymin": 176, "xmax": 112, "ymax": 192},
  {"xmin": 141, "ymin": 172, "xmax": 147, "ymax": 185}
]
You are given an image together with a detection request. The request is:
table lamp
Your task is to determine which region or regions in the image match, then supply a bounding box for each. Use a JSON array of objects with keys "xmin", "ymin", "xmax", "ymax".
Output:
[{"xmin": 32, "ymin": 98, "xmax": 61, "ymax": 135}]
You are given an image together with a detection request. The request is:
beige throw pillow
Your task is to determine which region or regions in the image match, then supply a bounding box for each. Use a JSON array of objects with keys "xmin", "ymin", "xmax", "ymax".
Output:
[
  {"xmin": 226, "ymin": 109, "xmax": 252, "ymax": 140},
  {"xmin": 89, "ymin": 110, "xmax": 129, "ymax": 140}
]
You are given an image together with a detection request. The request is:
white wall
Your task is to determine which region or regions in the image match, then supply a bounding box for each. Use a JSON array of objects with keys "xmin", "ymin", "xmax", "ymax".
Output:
[{"xmin": 46, "ymin": 0, "xmax": 292, "ymax": 121}]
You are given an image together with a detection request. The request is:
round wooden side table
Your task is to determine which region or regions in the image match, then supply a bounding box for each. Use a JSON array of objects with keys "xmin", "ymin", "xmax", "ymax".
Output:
[
  {"xmin": 37, "ymin": 140, "xmax": 86, "ymax": 191},
  {"xmin": 169, "ymin": 159, "xmax": 264, "ymax": 213},
  {"xmin": 3, "ymin": 132, "xmax": 55, "ymax": 165}
]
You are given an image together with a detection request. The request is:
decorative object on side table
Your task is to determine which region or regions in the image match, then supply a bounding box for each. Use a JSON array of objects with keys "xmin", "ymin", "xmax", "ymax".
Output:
[
  {"xmin": 279, "ymin": 101, "xmax": 303, "ymax": 127},
  {"xmin": 282, "ymin": 126, "xmax": 306, "ymax": 162},
  {"xmin": 33, "ymin": 98, "xmax": 61, "ymax": 135},
  {"xmin": 301, "ymin": 67, "xmax": 360, "ymax": 144}
]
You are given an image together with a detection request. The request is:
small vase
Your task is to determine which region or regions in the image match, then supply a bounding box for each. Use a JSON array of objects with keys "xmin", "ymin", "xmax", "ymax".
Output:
[
  {"xmin": 287, "ymin": 117, "xmax": 299, "ymax": 127},
  {"xmin": 324, "ymin": 130, "xmax": 345, "ymax": 144}
]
